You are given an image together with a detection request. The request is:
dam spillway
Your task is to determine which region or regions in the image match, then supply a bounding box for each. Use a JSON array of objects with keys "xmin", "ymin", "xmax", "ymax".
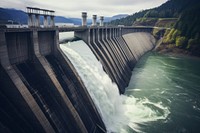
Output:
[
  {"xmin": 60, "ymin": 38, "xmax": 170, "ymax": 133},
  {"xmin": 75, "ymin": 27, "xmax": 155, "ymax": 93},
  {"xmin": 0, "ymin": 25, "xmax": 157, "ymax": 132}
]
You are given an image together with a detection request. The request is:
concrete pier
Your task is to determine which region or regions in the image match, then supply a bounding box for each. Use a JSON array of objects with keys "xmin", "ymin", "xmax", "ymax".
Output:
[
  {"xmin": 27, "ymin": 7, "xmax": 55, "ymax": 28},
  {"xmin": 28, "ymin": 14, "xmax": 33, "ymax": 27},
  {"xmin": 82, "ymin": 12, "xmax": 87, "ymax": 26},
  {"xmin": 35, "ymin": 14, "xmax": 40, "ymax": 27},
  {"xmin": 92, "ymin": 15, "xmax": 97, "ymax": 26},
  {"xmin": 50, "ymin": 16, "xmax": 55, "ymax": 27},
  {"xmin": 100, "ymin": 16, "xmax": 104, "ymax": 26},
  {"xmin": 43, "ymin": 15, "xmax": 48, "ymax": 28}
]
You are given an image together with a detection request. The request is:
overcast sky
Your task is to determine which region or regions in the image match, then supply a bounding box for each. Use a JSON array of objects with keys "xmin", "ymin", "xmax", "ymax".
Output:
[{"xmin": 0, "ymin": 0, "xmax": 167, "ymax": 18}]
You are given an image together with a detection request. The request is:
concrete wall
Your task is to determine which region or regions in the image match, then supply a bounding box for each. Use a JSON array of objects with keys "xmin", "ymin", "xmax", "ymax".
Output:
[
  {"xmin": 0, "ymin": 27, "xmax": 156, "ymax": 133},
  {"xmin": 123, "ymin": 32, "xmax": 155, "ymax": 61},
  {"xmin": 121, "ymin": 27, "xmax": 153, "ymax": 35},
  {"xmin": 75, "ymin": 27, "xmax": 155, "ymax": 93},
  {"xmin": 1, "ymin": 29, "xmax": 106, "ymax": 133},
  {"xmin": 38, "ymin": 31, "xmax": 54, "ymax": 55},
  {"xmin": 74, "ymin": 30, "xmax": 89, "ymax": 44},
  {"xmin": 0, "ymin": 31, "xmax": 55, "ymax": 133},
  {"xmin": 5, "ymin": 32, "xmax": 31, "ymax": 64},
  {"xmin": 0, "ymin": 64, "xmax": 48, "ymax": 133}
]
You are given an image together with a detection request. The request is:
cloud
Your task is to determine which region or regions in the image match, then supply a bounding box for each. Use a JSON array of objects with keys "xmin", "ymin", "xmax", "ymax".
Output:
[
  {"xmin": 0, "ymin": 0, "xmax": 167, "ymax": 18},
  {"xmin": 0, "ymin": 0, "xmax": 25, "ymax": 10}
]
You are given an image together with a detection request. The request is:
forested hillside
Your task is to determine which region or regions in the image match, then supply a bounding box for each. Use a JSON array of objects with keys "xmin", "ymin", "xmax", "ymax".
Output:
[
  {"xmin": 143, "ymin": 0, "xmax": 191, "ymax": 18},
  {"xmin": 0, "ymin": 8, "xmax": 27, "ymax": 24},
  {"xmin": 109, "ymin": 0, "xmax": 195, "ymax": 26},
  {"xmin": 109, "ymin": 10, "xmax": 149, "ymax": 26},
  {"xmin": 161, "ymin": 1, "xmax": 200, "ymax": 56},
  {"xmin": 110, "ymin": 0, "xmax": 200, "ymax": 56}
]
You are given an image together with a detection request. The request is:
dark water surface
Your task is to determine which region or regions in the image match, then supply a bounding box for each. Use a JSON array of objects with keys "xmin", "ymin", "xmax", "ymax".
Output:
[{"xmin": 125, "ymin": 52, "xmax": 200, "ymax": 133}]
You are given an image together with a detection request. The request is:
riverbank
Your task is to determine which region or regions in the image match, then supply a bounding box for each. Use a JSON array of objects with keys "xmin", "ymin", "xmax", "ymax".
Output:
[{"xmin": 154, "ymin": 39, "xmax": 200, "ymax": 59}]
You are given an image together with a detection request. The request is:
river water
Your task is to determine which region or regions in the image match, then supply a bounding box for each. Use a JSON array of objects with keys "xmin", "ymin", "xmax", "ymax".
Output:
[
  {"xmin": 126, "ymin": 52, "xmax": 200, "ymax": 133},
  {"xmin": 60, "ymin": 33, "xmax": 200, "ymax": 132}
]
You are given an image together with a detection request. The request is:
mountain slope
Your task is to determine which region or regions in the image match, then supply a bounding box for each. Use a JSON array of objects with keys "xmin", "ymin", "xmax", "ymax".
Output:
[
  {"xmin": 0, "ymin": 8, "xmax": 27, "ymax": 24},
  {"xmin": 161, "ymin": 1, "xmax": 200, "ymax": 56},
  {"xmin": 109, "ymin": 0, "xmax": 196, "ymax": 26},
  {"xmin": 109, "ymin": 0, "xmax": 200, "ymax": 56},
  {"xmin": 104, "ymin": 14, "xmax": 128, "ymax": 22},
  {"xmin": 109, "ymin": 10, "xmax": 149, "ymax": 26}
]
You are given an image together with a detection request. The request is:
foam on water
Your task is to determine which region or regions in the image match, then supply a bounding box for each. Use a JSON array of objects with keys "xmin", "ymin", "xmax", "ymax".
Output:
[{"xmin": 60, "ymin": 40, "xmax": 170, "ymax": 132}]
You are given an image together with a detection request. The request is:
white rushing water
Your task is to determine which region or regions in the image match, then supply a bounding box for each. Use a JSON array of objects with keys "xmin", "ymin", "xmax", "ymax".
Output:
[
  {"xmin": 60, "ymin": 40, "xmax": 170, "ymax": 133},
  {"xmin": 59, "ymin": 32, "xmax": 75, "ymax": 43}
]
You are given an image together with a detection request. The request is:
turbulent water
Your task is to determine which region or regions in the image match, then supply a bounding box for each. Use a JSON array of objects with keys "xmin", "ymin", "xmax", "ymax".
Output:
[
  {"xmin": 126, "ymin": 53, "xmax": 200, "ymax": 133},
  {"xmin": 60, "ymin": 40, "xmax": 170, "ymax": 133}
]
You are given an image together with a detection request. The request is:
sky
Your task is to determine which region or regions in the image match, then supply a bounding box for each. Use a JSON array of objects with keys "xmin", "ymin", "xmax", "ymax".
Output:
[{"xmin": 0, "ymin": 0, "xmax": 167, "ymax": 18}]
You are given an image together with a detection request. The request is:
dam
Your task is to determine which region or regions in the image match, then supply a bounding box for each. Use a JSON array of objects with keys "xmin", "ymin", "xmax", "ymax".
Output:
[{"xmin": 0, "ymin": 8, "xmax": 164, "ymax": 133}]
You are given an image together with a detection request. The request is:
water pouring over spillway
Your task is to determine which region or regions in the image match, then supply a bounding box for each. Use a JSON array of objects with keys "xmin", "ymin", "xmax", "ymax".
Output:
[
  {"xmin": 0, "ymin": 25, "xmax": 169, "ymax": 132},
  {"xmin": 60, "ymin": 39, "xmax": 170, "ymax": 132},
  {"xmin": 1, "ymin": 3, "xmax": 199, "ymax": 130}
]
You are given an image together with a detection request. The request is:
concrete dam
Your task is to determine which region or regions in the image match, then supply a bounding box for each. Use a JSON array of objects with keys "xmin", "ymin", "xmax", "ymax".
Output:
[{"xmin": 0, "ymin": 8, "xmax": 157, "ymax": 133}]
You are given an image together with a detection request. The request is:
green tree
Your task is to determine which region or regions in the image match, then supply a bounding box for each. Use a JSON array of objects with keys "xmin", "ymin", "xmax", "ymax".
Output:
[{"xmin": 176, "ymin": 36, "xmax": 187, "ymax": 47}]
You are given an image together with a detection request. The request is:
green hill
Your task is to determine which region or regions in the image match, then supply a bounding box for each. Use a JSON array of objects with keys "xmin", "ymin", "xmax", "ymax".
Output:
[
  {"xmin": 110, "ymin": 0, "xmax": 195, "ymax": 26},
  {"xmin": 161, "ymin": 2, "xmax": 200, "ymax": 56},
  {"xmin": 110, "ymin": 0, "xmax": 200, "ymax": 56},
  {"xmin": 109, "ymin": 10, "xmax": 149, "ymax": 26}
]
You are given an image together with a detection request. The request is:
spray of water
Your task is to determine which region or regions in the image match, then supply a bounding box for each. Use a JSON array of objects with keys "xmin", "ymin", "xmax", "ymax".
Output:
[{"xmin": 60, "ymin": 40, "xmax": 170, "ymax": 132}]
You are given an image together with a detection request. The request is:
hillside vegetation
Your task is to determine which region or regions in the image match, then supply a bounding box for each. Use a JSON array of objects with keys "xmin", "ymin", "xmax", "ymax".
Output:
[
  {"xmin": 109, "ymin": 0, "xmax": 190, "ymax": 26},
  {"xmin": 161, "ymin": 1, "xmax": 200, "ymax": 56},
  {"xmin": 109, "ymin": 10, "xmax": 149, "ymax": 26},
  {"xmin": 133, "ymin": 18, "xmax": 177, "ymax": 28},
  {"xmin": 110, "ymin": 0, "xmax": 200, "ymax": 56}
]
